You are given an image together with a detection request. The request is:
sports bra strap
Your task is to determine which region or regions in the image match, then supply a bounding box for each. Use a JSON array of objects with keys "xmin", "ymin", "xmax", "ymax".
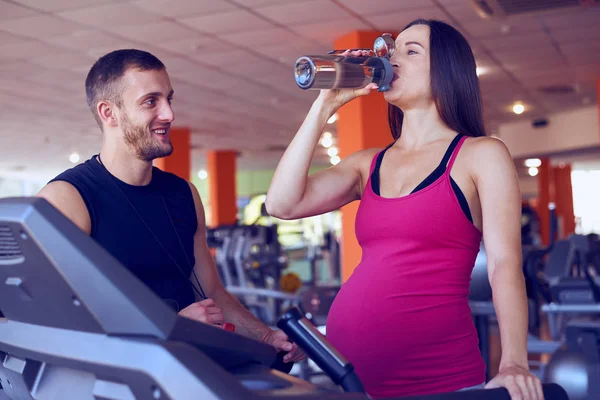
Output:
[
  {"xmin": 445, "ymin": 135, "xmax": 468, "ymax": 174},
  {"xmin": 437, "ymin": 134, "xmax": 464, "ymax": 172},
  {"xmin": 370, "ymin": 142, "xmax": 395, "ymax": 190}
]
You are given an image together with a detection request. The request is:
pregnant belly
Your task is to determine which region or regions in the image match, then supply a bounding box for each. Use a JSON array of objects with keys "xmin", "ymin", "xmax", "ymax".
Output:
[{"xmin": 326, "ymin": 281, "xmax": 479, "ymax": 391}]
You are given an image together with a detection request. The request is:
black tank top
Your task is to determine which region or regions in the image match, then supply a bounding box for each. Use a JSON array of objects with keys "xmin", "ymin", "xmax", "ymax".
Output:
[
  {"xmin": 49, "ymin": 156, "xmax": 198, "ymax": 312},
  {"xmin": 371, "ymin": 134, "xmax": 473, "ymax": 223}
]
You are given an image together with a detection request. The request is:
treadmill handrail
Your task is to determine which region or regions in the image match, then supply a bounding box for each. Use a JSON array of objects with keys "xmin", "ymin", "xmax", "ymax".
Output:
[{"xmin": 277, "ymin": 307, "xmax": 365, "ymax": 393}]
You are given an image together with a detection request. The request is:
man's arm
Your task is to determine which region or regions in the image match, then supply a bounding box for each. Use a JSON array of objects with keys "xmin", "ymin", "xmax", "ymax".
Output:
[
  {"xmin": 186, "ymin": 182, "xmax": 275, "ymax": 340},
  {"xmin": 185, "ymin": 182, "xmax": 304, "ymax": 363},
  {"xmin": 36, "ymin": 181, "xmax": 91, "ymax": 234}
]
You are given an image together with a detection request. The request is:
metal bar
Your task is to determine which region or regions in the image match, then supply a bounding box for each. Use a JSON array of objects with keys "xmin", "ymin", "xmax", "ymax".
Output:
[{"xmin": 541, "ymin": 303, "xmax": 600, "ymax": 314}]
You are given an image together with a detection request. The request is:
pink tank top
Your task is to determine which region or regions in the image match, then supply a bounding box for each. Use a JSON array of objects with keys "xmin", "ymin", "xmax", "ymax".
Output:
[{"xmin": 326, "ymin": 136, "xmax": 485, "ymax": 398}]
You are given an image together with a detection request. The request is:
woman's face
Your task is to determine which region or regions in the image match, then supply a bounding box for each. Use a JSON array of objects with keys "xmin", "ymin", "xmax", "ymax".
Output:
[{"xmin": 383, "ymin": 24, "xmax": 432, "ymax": 110}]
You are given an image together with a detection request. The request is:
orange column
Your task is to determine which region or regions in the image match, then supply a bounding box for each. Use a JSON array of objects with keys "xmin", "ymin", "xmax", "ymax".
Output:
[
  {"xmin": 335, "ymin": 31, "xmax": 392, "ymax": 282},
  {"xmin": 553, "ymin": 164, "xmax": 575, "ymax": 237},
  {"xmin": 154, "ymin": 127, "xmax": 191, "ymax": 181},
  {"xmin": 536, "ymin": 158, "xmax": 553, "ymax": 245},
  {"xmin": 207, "ymin": 151, "xmax": 237, "ymax": 227}
]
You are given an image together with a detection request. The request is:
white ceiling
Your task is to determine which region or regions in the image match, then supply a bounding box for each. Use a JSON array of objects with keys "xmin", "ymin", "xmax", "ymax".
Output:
[{"xmin": 0, "ymin": 0, "xmax": 599, "ymax": 183}]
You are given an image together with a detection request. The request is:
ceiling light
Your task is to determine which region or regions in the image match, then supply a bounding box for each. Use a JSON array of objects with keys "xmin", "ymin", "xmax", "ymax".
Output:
[
  {"xmin": 512, "ymin": 103, "xmax": 525, "ymax": 115},
  {"xmin": 524, "ymin": 158, "xmax": 541, "ymax": 168},
  {"xmin": 330, "ymin": 155, "xmax": 340, "ymax": 165},
  {"xmin": 476, "ymin": 66, "xmax": 487, "ymax": 77},
  {"xmin": 528, "ymin": 167, "xmax": 539, "ymax": 177},
  {"xmin": 327, "ymin": 147, "xmax": 338, "ymax": 157},
  {"xmin": 321, "ymin": 136, "xmax": 333, "ymax": 148},
  {"xmin": 197, "ymin": 169, "xmax": 208, "ymax": 180},
  {"xmin": 327, "ymin": 114, "xmax": 338, "ymax": 124},
  {"xmin": 69, "ymin": 152, "xmax": 80, "ymax": 164}
]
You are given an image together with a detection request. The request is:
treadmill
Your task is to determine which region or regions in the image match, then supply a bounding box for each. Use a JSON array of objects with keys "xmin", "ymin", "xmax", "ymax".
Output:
[{"xmin": 0, "ymin": 198, "xmax": 568, "ymax": 400}]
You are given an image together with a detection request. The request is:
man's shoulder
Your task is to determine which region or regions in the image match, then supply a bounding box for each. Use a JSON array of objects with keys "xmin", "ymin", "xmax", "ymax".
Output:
[
  {"xmin": 50, "ymin": 157, "xmax": 101, "ymax": 187},
  {"xmin": 37, "ymin": 161, "xmax": 96, "ymax": 234},
  {"xmin": 151, "ymin": 168, "xmax": 200, "ymax": 231},
  {"xmin": 41, "ymin": 157, "xmax": 104, "ymax": 229},
  {"xmin": 152, "ymin": 167, "xmax": 193, "ymax": 192}
]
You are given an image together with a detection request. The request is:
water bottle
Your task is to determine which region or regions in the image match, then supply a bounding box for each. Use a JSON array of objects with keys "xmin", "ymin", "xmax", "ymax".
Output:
[{"xmin": 293, "ymin": 33, "xmax": 396, "ymax": 92}]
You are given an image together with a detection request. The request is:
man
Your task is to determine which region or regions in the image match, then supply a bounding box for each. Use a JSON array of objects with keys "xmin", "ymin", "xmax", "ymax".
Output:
[{"xmin": 37, "ymin": 49, "xmax": 303, "ymax": 364}]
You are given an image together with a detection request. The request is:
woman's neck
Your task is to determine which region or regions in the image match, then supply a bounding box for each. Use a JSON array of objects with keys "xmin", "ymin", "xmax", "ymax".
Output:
[{"xmin": 397, "ymin": 106, "xmax": 455, "ymax": 149}]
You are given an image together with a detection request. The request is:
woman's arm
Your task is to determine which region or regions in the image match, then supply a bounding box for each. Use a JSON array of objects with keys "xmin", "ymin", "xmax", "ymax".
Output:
[
  {"xmin": 471, "ymin": 137, "xmax": 543, "ymax": 400},
  {"xmin": 266, "ymin": 95, "xmax": 365, "ymax": 220},
  {"xmin": 266, "ymin": 51, "xmax": 379, "ymax": 220}
]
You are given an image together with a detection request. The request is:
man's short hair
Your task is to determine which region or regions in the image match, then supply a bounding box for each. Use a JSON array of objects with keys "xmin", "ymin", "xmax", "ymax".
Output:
[{"xmin": 85, "ymin": 49, "xmax": 165, "ymax": 129}]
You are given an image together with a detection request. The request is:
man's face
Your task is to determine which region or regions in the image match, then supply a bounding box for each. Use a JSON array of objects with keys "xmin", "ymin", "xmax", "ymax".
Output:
[{"xmin": 117, "ymin": 68, "xmax": 175, "ymax": 161}]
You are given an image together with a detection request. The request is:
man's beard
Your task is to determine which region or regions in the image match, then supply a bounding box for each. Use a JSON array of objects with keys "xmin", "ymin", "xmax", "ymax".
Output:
[{"xmin": 120, "ymin": 112, "xmax": 173, "ymax": 162}]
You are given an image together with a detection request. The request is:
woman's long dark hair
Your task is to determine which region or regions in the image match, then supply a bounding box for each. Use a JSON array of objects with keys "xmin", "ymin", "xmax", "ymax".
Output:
[{"xmin": 388, "ymin": 19, "xmax": 487, "ymax": 140}]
